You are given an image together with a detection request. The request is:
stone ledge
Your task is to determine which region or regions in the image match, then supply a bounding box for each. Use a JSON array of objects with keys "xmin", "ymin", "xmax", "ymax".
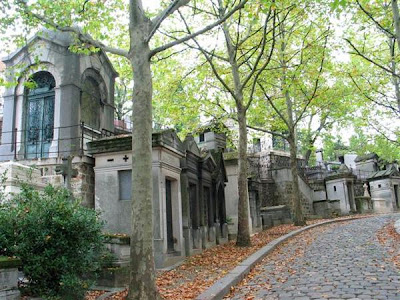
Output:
[
  {"xmin": 0, "ymin": 257, "xmax": 21, "ymax": 269},
  {"xmin": 195, "ymin": 216, "xmax": 371, "ymax": 300}
]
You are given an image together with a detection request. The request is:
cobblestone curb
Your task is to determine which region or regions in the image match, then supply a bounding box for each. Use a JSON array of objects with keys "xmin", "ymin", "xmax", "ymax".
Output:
[{"xmin": 195, "ymin": 216, "xmax": 371, "ymax": 300}]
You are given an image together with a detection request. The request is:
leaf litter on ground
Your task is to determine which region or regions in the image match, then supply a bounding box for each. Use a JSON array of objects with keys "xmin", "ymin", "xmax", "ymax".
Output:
[{"xmin": 86, "ymin": 214, "xmax": 372, "ymax": 300}]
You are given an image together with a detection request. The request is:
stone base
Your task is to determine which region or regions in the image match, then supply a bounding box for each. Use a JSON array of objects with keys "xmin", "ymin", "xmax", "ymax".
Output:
[
  {"xmin": 0, "ymin": 262, "xmax": 21, "ymax": 300},
  {"xmin": 261, "ymin": 205, "xmax": 292, "ymax": 228},
  {"xmin": 183, "ymin": 227, "xmax": 193, "ymax": 257},
  {"xmin": 208, "ymin": 226, "xmax": 216, "ymax": 244},
  {"xmin": 355, "ymin": 196, "xmax": 372, "ymax": 214},
  {"xmin": 104, "ymin": 238, "xmax": 130, "ymax": 267},
  {"xmin": 313, "ymin": 200, "xmax": 341, "ymax": 218},
  {"xmin": 227, "ymin": 223, "xmax": 236, "ymax": 239},
  {"xmin": 221, "ymin": 223, "xmax": 229, "ymax": 239},
  {"xmin": 201, "ymin": 226, "xmax": 216, "ymax": 249},
  {"xmin": 215, "ymin": 222, "xmax": 221, "ymax": 244},
  {"xmin": 192, "ymin": 228, "xmax": 202, "ymax": 250},
  {"xmin": 0, "ymin": 289, "xmax": 20, "ymax": 300},
  {"xmin": 213, "ymin": 223, "xmax": 229, "ymax": 245},
  {"xmin": 97, "ymin": 266, "xmax": 129, "ymax": 288},
  {"xmin": 261, "ymin": 217, "xmax": 273, "ymax": 229},
  {"xmin": 373, "ymin": 198, "xmax": 394, "ymax": 214}
]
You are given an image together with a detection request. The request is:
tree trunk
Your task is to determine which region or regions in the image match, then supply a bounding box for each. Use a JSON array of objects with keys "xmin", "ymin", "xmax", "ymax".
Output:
[
  {"xmin": 304, "ymin": 148, "xmax": 312, "ymax": 166},
  {"xmin": 389, "ymin": 36, "xmax": 400, "ymax": 112},
  {"xmin": 218, "ymin": 4, "xmax": 251, "ymax": 246},
  {"xmin": 236, "ymin": 108, "xmax": 251, "ymax": 246},
  {"xmin": 127, "ymin": 31, "xmax": 158, "ymax": 300},
  {"xmin": 288, "ymin": 135, "xmax": 306, "ymax": 226},
  {"xmin": 392, "ymin": 0, "xmax": 400, "ymax": 111}
]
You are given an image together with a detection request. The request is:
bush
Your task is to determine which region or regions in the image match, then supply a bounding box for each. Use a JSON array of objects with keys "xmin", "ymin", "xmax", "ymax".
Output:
[{"xmin": 0, "ymin": 184, "xmax": 105, "ymax": 299}]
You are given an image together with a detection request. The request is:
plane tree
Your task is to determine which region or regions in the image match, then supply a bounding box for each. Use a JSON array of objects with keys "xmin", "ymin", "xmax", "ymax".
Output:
[{"xmin": 0, "ymin": 0, "xmax": 248, "ymax": 298}]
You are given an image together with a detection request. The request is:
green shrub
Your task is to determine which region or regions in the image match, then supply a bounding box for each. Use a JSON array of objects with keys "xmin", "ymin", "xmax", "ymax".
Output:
[{"xmin": 0, "ymin": 184, "xmax": 105, "ymax": 299}]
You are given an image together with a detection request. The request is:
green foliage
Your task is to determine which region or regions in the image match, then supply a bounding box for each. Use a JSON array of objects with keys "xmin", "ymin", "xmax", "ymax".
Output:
[
  {"xmin": 322, "ymin": 134, "xmax": 349, "ymax": 161},
  {"xmin": 0, "ymin": 184, "xmax": 105, "ymax": 299},
  {"xmin": 348, "ymin": 131, "xmax": 400, "ymax": 162}
]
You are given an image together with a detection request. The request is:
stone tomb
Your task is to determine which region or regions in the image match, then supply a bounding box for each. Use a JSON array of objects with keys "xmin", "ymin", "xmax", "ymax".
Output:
[
  {"xmin": 88, "ymin": 130, "xmax": 185, "ymax": 268},
  {"xmin": 325, "ymin": 165, "xmax": 357, "ymax": 215},
  {"xmin": 223, "ymin": 152, "xmax": 260, "ymax": 238},
  {"xmin": 367, "ymin": 167, "xmax": 400, "ymax": 213},
  {"xmin": 0, "ymin": 29, "xmax": 117, "ymax": 208},
  {"xmin": 0, "ymin": 30, "xmax": 116, "ymax": 161},
  {"xmin": 180, "ymin": 135, "xmax": 228, "ymax": 256}
]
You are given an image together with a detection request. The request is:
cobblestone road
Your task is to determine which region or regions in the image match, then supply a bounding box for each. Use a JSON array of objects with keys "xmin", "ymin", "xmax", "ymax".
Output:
[{"xmin": 229, "ymin": 215, "xmax": 400, "ymax": 300}]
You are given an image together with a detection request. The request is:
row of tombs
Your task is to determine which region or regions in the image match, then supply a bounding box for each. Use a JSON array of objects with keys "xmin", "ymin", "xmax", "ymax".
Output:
[
  {"xmin": 88, "ymin": 131, "xmax": 230, "ymax": 270},
  {"xmin": 0, "ymin": 29, "xmax": 400, "ymax": 287}
]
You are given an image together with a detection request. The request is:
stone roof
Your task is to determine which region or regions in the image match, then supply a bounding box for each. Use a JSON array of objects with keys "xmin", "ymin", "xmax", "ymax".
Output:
[
  {"xmin": 2, "ymin": 29, "xmax": 118, "ymax": 77},
  {"xmin": 354, "ymin": 153, "xmax": 379, "ymax": 163},
  {"xmin": 367, "ymin": 166, "xmax": 400, "ymax": 181},
  {"xmin": 87, "ymin": 129, "xmax": 184, "ymax": 155}
]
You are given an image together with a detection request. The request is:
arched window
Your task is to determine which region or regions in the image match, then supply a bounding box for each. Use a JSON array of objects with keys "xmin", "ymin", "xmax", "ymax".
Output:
[
  {"xmin": 25, "ymin": 71, "xmax": 55, "ymax": 158},
  {"xmin": 81, "ymin": 77, "xmax": 101, "ymax": 129}
]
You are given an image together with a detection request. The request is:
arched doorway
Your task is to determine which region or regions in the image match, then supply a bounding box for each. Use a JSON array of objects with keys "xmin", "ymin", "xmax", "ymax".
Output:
[{"xmin": 25, "ymin": 71, "xmax": 55, "ymax": 158}]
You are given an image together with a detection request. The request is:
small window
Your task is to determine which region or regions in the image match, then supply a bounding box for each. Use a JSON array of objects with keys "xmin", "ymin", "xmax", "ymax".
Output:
[
  {"xmin": 119, "ymin": 170, "xmax": 132, "ymax": 200},
  {"xmin": 334, "ymin": 186, "xmax": 337, "ymax": 192},
  {"xmin": 199, "ymin": 133, "xmax": 205, "ymax": 142},
  {"xmin": 378, "ymin": 184, "xmax": 382, "ymax": 189}
]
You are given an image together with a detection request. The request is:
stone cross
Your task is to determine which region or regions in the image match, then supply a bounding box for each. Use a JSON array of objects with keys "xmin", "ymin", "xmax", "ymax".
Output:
[{"xmin": 55, "ymin": 156, "xmax": 77, "ymax": 191}]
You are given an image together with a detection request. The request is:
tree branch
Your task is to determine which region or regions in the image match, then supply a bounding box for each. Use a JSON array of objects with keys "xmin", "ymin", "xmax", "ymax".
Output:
[
  {"xmin": 177, "ymin": 9, "xmax": 238, "ymax": 101},
  {"xmin": 149, "ymin": 0, "xmax": 248, "ymax": 57},
  {"xmin": 245, "ymin": 123, "xmax": 288, "ymax": 140},
  {"xmin": 245, "ymin": 7, "xmax": 277, "ymax": 111},
  {"xmin": 241, "ymin": 6, "xmax": 272, "ymax": 90},
  {"xmin": 356, "ymin": 0, "xmax": 395, "ymax": 38},
  {"xmin": 17, "ymin": 0, "xmax": 129, "ymax": 58},
  {"xmin": 147, "ymin": 0, "xmax": 190, "ymax": 42},
  {"xmin": 295, "ymin": 29, "xmax": 330, "ymax": 125},
  {"xmin": 257, "ymin": 82, "xmax": 291, "ymax": 129},
  {"xmin": 349, "ymin": 73, "xmax": 400, "ymax": 116},
  {"xmin": 158, "ymin": 29, "xmax": 229, "ymax": 61},
  {"xmin": 345, "ymin": 38, "xmax": 400, "ymax": 79}
]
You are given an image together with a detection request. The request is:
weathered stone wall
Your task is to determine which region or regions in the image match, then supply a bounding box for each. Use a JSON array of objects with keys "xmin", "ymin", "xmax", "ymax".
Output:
[
  {"xmin": 271, "ymin": 169, "xmax": 314, "ymax": 216},
  {"xmin": 271, "ymin": 181, "xmax": 313, "ymax": 216},
  {"xmin": 260, "ymin": 179, "xmax": 275, "ymax": 207},
  {"xmin": 71, "ymin": 162, "xmax": 95, "ymax": 208},
  {"xmin": 1, "ymin": 157, "xmax": 95, "ymax": 207}
]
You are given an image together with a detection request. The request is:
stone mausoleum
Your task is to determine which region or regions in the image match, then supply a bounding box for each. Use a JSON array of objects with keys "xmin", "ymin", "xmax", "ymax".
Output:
[
  {"xmin": 0, "ymin": 29, "xmax": 117, "ymax": 207},
  {"xmin": 367, "ymin": 167, "xmax": 400, "ymax": 213}
]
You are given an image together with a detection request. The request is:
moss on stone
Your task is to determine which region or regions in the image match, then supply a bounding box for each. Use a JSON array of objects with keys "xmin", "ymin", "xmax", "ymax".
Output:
[
  {"xmin": 103, "ymin": 233, "xmax": 130, "ymax": 244},
  {"xmin": 0, "ymin": 256, "xmax": 21, "ymax": 269},
  {"xmin": 223, "ymin": 152, "xmax": 238, "ymax": 160}
]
